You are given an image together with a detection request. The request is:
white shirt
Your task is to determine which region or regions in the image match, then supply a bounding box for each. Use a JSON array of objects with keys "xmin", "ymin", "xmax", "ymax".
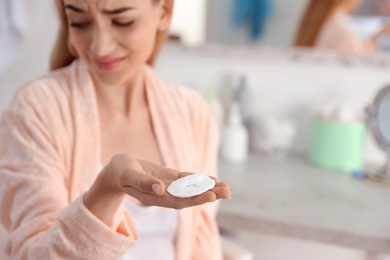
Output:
[
  {"xmin": 98, "ymin": 164, "xmax": 178, "ymax": 259},
  {"xmin": 120, "ymin": 198, "xmax": 178, "ymax": 260}
]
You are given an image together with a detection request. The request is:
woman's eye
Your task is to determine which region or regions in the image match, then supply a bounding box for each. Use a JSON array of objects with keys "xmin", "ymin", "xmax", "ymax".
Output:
[
  {"xmin": 112, "ymin": 20, "xmax": 134, "ymax": 27},
  {"xmin": 70, "ymin": 22, "xmax": 91, "ymax": 29}
]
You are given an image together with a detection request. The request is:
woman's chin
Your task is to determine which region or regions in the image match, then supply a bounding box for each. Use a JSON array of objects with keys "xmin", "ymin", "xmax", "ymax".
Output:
[
  {"xmin": 86, "ymin": 59, "xmax": 142, "ymax": 86},
  {"xmin": 90, "ymin": 69, "xmax": 135, "ymax": 86},
  {"xmin": 94, "ymin": 72, "xmax": 125, "ymax": 86}
]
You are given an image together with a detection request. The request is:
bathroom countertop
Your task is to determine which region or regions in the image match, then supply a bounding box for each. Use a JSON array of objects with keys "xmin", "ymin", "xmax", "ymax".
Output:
[{"xmin": 217, "ymin": 154, "xmax": 390, "ymax": 254}]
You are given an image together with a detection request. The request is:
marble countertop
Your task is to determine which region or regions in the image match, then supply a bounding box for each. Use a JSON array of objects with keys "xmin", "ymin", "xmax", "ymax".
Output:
[{"xmin": 217, "ymin": 154, "xmax": 390, "ymax": 253}]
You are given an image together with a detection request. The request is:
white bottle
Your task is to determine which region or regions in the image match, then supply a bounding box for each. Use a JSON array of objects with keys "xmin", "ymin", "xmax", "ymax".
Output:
[
  {"xmin": 234, "ymin": 76, "xmax": 251, "ymax": 126},
  {"xmin": 206, "ymin": 87, "xmax": 224, "ymax": 132},
  {"xmin": 221, "ymin": 102, "xmax": 249, "ymax": 163}
]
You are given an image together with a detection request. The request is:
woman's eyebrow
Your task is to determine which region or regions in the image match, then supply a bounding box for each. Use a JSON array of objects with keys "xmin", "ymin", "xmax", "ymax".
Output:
[
  {"xmin": 102, "ymin": 7, "xmax": 134, "ymax": 15},
  {"xmin": 64, "ymin": 4, "xmax": 87, "ymax": 13}
]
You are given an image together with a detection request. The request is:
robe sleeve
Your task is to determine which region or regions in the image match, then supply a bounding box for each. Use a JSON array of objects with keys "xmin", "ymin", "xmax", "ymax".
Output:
[{"xmin": 0, "ymin": 85, "xmax": 138, "ymax": 260}]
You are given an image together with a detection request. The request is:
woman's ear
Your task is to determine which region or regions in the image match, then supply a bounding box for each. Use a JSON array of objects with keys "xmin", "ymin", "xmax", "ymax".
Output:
[{"xmin": 157, "ymin": 0, "xmax": 173, "ymax": 31}]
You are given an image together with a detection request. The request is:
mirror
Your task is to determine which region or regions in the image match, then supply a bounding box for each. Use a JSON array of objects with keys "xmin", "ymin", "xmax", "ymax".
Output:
[
  {"xmin": 377, "ymin": 93, "xmax": 390, "ymax": 144},
  {"xmin": 366, "ymin": 85, "xmax": 390, "ymax": 181},
  {"xmin": 170, "ymin": 0, "xmax": 390, "ymax": 53}
]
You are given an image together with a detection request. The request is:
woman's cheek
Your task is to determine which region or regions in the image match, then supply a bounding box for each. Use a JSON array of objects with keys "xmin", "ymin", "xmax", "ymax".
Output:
[
  {"xmin": 124, "ymin": 31, "xmax": 152, "ymax": 57},
  {"xmin": 69, "ymin": 33, "xmax": 89, "ymax": 55}
]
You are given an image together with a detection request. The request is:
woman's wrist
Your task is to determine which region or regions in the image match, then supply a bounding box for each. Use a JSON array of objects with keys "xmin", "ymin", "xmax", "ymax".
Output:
[
  {"xmin": 371, "ymin": 33, "xmax": 382, "ymax": 43},
  {"xmin": 83, "ymin": 169, "xmax": 126, "ymax": 226},
  {"xmin": 371, "ymin": 28, "xmax": 389, "ymax": 43}
]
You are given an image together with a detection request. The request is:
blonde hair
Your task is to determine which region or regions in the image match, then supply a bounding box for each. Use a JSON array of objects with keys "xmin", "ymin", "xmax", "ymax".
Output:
[
  {"xmin": 50, "ymin": 0, "xmax": 173, "ymax": 70},
  {"xmin": 294, "ymin": 0, "xmax": 355, "ymax": 47}
]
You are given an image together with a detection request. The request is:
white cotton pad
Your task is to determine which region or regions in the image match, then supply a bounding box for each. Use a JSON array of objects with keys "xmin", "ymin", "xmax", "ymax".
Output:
[{"xmin": 167, "ymin": 173, "xmax": 216, "ymax": 198}]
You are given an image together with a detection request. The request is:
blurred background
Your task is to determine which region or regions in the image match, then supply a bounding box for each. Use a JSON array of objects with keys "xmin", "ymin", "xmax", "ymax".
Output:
[
  {"xmin": 2, "ymin": 0, "xmax": 390, "ymax": 260},
  {"xmin": 175, "ymin": 0, "xmax": 390, "ymax": 50}
]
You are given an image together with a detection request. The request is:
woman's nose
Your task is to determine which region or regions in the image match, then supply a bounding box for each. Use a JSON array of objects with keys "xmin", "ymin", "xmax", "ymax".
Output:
[{"xmin": 90, "ymin": 25, "xmax": 116, "ymax": 57}]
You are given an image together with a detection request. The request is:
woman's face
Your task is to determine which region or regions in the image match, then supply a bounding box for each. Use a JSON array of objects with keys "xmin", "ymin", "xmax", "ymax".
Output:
[
  {"xmin": 63, "ymin": 0, "xmax": 168, "ymax": 85},
  {"xmin": 342, "ymin": 0, "xmax": 362, "ymax": 13}
]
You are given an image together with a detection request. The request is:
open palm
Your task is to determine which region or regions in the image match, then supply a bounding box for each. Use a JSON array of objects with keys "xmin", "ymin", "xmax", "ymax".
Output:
[{"xmin": 119, "ymin": 159, "xmax": 231, "ymax": 209}]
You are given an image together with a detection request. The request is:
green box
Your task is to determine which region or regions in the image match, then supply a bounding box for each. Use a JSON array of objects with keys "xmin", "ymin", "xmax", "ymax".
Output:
[{"xmin": 309, "ymin": 118, "xmax": 366, "ymax": 173}]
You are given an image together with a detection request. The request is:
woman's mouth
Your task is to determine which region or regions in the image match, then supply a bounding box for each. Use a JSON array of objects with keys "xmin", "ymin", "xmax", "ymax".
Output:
[{"xmin": 93, "ymin": 57, "xmax": 125, "ymax": 71}]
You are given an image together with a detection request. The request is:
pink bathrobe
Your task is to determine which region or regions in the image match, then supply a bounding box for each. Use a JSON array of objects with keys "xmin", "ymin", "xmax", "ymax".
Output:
[
  {"xmin": 316, "ymin": 11, "xmax": 376, "ymax": 53},
  {"xmin": 0, "ymin": 60, "xmax": 221, "ymax": 260}
]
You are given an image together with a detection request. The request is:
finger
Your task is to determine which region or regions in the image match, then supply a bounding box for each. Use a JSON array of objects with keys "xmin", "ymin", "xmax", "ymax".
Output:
[
  {"xmin": 179, "ymin": 172, "xmax": 195, "ymax": 178},
  {"xmin": 138, "ymin": 160, "xmax": 164, "ymax": 177},
  {"xmin": 179, "ymin": 172, "xmax": 220, "ymax": 183},
  {"xmin": 123, "ymin": 187, "xmax": 155, "ymax": 206},
  {"xmin": 121, "ymin": 168, "xmax": 165, "ymax": 196},
  {"xmin": 175, "ymin": 191, "xmax": 217, "ymax": 209},
  {"xmin": 210, "ymin": 186, "xmax": 231, "ymax": 199},
  {"xmin": 129, "ymin": 188, "xmax": 219, "ymax": 209},
  {"xmin": 208, "ymin": 176, "xmax": 220, "ymax": 183},
  {"xmin": 214, "ymin": 181, "xmax": 229, "ymax": 189}
]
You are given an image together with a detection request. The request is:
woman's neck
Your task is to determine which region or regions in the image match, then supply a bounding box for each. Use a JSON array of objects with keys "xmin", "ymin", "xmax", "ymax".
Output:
[{"xmin": 94, "ymin": 69, "xmax": 147, "ymax": 119}]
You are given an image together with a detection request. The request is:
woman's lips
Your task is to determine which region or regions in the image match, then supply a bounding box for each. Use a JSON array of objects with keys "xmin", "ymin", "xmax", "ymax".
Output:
[{"xmin": 93, "ymin": 57, "xmax": 125, "ymax": 71}]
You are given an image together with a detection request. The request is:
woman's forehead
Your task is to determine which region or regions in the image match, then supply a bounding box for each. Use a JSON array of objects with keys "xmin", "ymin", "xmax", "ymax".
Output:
[{"xmin": 63, "ymin": 0, "xmax": 143, "ymax": 10}]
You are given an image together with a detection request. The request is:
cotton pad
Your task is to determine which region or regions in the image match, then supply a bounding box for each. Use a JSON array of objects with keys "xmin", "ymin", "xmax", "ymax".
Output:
[{"xmin": 167, "ymin": 173, "xmax": 216, "ymax": 198}]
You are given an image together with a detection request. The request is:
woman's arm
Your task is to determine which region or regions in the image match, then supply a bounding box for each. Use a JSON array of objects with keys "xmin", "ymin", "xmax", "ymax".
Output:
[
  {"xmin": 368, "ymin": 24, "xmax": 390, "ymax": 49},
  {"xmin": 0, "ymin": 85, "xmax": 229, "ymax": 259},
  {"xmin": 0, "ymin": 90, "xmax": 138, "ymax": 259},
  {"xmin": 317, "ymin": 13, "xmax": 377, "ymax": 53}
]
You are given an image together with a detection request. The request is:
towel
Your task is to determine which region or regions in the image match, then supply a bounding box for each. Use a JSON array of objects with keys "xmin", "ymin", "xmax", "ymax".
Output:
[{"xmin": 232, "ymin": 0, "xmax": 273, "ymax": 41}]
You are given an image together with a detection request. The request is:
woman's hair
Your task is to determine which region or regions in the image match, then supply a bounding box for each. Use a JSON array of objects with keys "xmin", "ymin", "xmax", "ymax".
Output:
[
  {"xmin": 50, "ymin": 0, "xmax": 173, "ymax": 70},
  {"xmin": 294, "ymin": 0, "xmax": 354, "ymax": 47}
]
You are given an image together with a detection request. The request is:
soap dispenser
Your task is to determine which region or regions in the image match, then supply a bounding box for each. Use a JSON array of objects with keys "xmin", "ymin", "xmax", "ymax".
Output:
[
  {"xmin": 221, "ymin": 102, "xmax": 249, "ymax": 163},
  {"xmin": 234, "ymin": 76, "xmax": 252, "ymax": 127},
  {"xmin": 206, "ymin": 86, "xmax": 224, "ymax": 132}
]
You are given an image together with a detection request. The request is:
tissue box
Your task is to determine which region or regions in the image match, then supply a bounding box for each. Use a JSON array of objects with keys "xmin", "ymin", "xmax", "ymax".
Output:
[{"xmin": 309, "ymin": 118, "xmax": 366, "ymax": 173}]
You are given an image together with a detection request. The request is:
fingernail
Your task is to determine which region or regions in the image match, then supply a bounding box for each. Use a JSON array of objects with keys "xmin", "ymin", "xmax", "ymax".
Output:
[{"xmin": 152, "ymin": 183, "xmax": 161, "ymax": 195}]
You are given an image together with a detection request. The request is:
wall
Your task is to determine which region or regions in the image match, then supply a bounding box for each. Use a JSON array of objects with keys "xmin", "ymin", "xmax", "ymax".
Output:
[
  {"xmin": 0, "ymin": 0, "xmax": 58, "ymax": 112},
  {"xmin": 206, "ymin": 0, "xmax": 308, "ymax": 46},
  {"xmin": 170, "ymin": 0, "xmax": 206, "ymax": 46},
  {"xmin": 155, "ymin": 45, "xmax": 390, "ymax": 260},
  {"xmin": 155, "ymin": 45, "xmax": 390, "ymax": 165}
]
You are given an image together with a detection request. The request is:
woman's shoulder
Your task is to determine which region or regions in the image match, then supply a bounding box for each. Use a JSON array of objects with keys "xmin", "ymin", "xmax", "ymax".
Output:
[
  {"xmin": 2, "ymin": 64, "xmax": 75, "ymax": 123},
  {"xmin": 317, "ymin": 11, "xmax": 356, "ymax": 46},
  {"xmin": 318, "ymin": 19, "xmax": 363, "ymax": 51},
  {"xmin": 9, "ymin": 63, "xmax": 84, "ymax": 115},
  {"xmin": 17, "ymin": 66, "xmax": 73, "ymax": 101}
]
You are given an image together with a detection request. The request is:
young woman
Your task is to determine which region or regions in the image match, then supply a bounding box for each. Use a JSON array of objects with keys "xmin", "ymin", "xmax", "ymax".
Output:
[
  {"xmin": 294, "ymin": 0, "xmax": 390, "ymax": 52},
  {"xmin": 0, "ymin": 0, "xmax": 231, "ymax": 259}
]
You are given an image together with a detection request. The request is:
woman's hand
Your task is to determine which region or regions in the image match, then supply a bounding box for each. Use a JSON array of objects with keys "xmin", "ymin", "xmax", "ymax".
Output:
[
  {"xmin": 125, "ymin": 159, "xmax": 231, "ymax": 209},
  {"xmin": 84, "ymin": 154, "xmax": 231, "ymax": 226},
  {"xmin": 371, "ymin": 24, "xmax": 390, "ymax": 43},
  {"xmin": 109, "ymin": 154, "xmax": 231, "ymax": 209}
]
